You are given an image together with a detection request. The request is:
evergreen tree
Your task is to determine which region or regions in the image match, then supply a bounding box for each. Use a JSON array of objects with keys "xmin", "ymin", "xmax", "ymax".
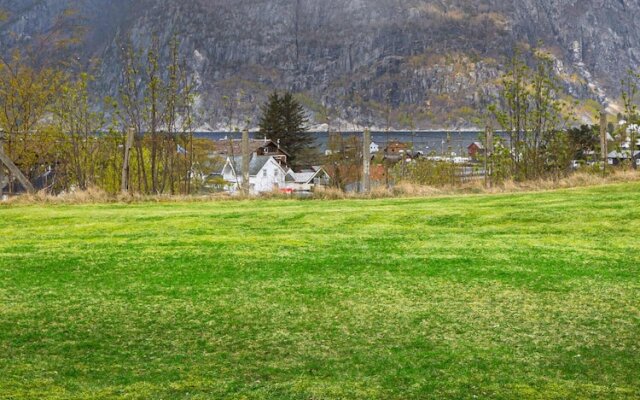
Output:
[
  {"xmin": 567, "ymin": 125, "xmax": 599, "ymax": 160},
  {"xmin": 259, "ymin": 91, "xmax": 283, "ymax": 141},
  {"xmin": 259, "ymin": 91, "xmax": 313, "ymax": 166}
]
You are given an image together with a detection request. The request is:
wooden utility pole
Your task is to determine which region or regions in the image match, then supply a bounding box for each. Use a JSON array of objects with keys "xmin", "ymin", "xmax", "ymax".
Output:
[
  {"xmin": 242, "ymin": 128, "xmax": 250, "ymax": 195},
  {"xmin": 485, "ymin": 125, "xmax": 494, "ymax": 188},
  {"xmin": 0, "ymin": 144, "xmax": 34, "ymax": 194},
  {"xmin": 600, "ymin": 110, "xmax": 608, "ymax": 177},
  {"xmin": 362, "ymin": 128, "xmax": 371, "ymax": 193},
  {"xmin": 121, "ymin": 127, "xmax": 135, "ymax": 193}
]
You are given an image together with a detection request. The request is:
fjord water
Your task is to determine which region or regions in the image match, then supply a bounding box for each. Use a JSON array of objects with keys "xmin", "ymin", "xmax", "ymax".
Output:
[{"xmin": 195, "ymin": 131, "xmax": 489, "ymax": 154}]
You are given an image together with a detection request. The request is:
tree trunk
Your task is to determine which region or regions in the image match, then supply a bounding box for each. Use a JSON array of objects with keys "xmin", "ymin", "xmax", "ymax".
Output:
[
  {"xmin": 121, "ymin": 128, "xmax": 135, "ymax": 193},
  {"xmin": 188, "ymin": 131, "xmax": 194, "ymax": 195},
  {"xmin": 600, "ymin": 111, "xmax": 608, "ymax": 176},
  {"xmin": 0, "ymin": 161, "xmax": 4, "ymax": 197},
  {"xmin": 135, "ymin": 140, "xmax": 148, "ymax": 193}
]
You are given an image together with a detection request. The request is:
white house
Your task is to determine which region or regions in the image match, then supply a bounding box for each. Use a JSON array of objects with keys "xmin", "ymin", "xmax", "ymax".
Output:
[
  {"xmin": 370, "ymin": 142, "xmax": 380, "ymax": 154},
  {"xmin": 221, "ymin": 155, "xmax": 289, "ymax": 194},
  {"xmin": 284, "ymin": 166, "xmax": 331, "ymax": 192}
]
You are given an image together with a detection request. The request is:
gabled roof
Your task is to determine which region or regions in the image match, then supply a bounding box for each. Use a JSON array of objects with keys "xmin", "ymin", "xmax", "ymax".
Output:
[
  {"xmin": 225, "ymin": 155, "xmax": 288, "ymax": 177},
  {"xmin": 469, "ymin": 141, "xmax": 485, "ymax": 149},
  {"xmin": 292, "ymin": 171, "xmax": 317, "ymax": 183},
  {"xmin": 287, "ymin": 166, "xmax": 328, "ymax": 184}
]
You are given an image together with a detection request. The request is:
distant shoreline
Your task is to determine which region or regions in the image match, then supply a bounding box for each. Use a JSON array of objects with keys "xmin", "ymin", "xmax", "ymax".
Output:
[
  {"xmin": 196, "ymin": 129, "xmax": 487, "ymax": 134},
  {"xmin": 194, "ymin": 130, "xmax": 504, "ymax": 152}
]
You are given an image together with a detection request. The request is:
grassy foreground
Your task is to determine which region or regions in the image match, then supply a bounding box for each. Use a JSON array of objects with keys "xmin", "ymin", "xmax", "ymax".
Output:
[{"xmin": 1, "ymin": 184, "xmax": 639, "ymax": 399}]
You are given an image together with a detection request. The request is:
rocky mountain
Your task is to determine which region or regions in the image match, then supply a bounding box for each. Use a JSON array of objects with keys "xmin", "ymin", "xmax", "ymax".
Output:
[{"xmin": 1, "ymin": 0, "xmax": 639, "ymax": 129}]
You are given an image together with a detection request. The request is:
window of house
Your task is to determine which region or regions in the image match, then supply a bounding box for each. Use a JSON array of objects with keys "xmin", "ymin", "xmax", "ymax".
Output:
[{"xmin": 263, "ymin": 169, "xmax": 267, "ymax": 177}]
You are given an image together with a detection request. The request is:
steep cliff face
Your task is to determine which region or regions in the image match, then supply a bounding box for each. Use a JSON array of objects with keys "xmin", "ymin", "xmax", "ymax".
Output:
[{"xmin": 1, "ymin": 0, "xmax": 639, "ymax": 129}]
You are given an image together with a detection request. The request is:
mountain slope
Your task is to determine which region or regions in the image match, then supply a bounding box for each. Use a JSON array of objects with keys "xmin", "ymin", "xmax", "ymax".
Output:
[{"xmin": 1, "ymin": 0, "xmax": 639, "ymax": 129}]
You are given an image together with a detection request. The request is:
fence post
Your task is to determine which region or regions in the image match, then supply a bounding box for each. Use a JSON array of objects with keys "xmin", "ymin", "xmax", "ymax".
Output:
[
  {"xmin": 362, "ymin": 128, "xmax": 371, "ymax": 193},
  {"xmin": 242, "ymin": 129, "xmax": 250, "ymax": 195},
  {"xmin": 485, "ymin": 125, "xmax": 494, "ymax": 188}
]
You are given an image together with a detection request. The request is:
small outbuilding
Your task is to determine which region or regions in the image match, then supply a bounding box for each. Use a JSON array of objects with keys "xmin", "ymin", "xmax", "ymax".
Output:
[
  {"xmin": 285, "ymin": 166, "xmax": 331, "ymax": 193},
  {"xmin": 467, "ymin": 142, "xmax": 485, "ymax": 159},
  {"xmin": 607, "ymin": 150, "xmax": 640, "ymax": 166}
]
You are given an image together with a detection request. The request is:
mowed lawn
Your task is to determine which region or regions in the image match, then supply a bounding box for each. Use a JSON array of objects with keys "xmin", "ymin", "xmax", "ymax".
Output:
[{"xmin": 1, "ymin": 184, "xmax": 639, "ymax": 400}]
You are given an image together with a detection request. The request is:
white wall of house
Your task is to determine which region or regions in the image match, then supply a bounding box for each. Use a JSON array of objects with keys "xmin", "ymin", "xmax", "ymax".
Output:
[
  {"xmin": 222, "ymin": 165, "xmax": 236, "ymax": 184},
  {"xmin": 223, "ymin": 157, "xmax": 287, "ymax": 194},
  {"xmin": 253, "ymin": 159, "xmax": 287, "ymax": 193}
]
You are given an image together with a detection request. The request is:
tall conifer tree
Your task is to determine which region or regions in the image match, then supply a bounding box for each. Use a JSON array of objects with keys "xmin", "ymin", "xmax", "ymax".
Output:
[{"xmin": 259, "ymin": 90, "xmax": 312, "ymax": 166}]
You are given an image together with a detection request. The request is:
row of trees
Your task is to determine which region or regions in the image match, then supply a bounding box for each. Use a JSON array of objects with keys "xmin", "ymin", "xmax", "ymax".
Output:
[
  {"xmin": 374, "ymin": 47, "xmax": 640, "ymax": 188},
  {"xmin": 115, "ymin": 37, "xmax": 195, "ymax": 194},
  {"xmin": 0, "ymin": 9, "xmax": 197, "ymax": 196},
  {"xmin": 487, "ymin": 48, "xmax": 576, "ymax": 182},
  {"xmin": 490, "ymin": 49, "xmax": 640, "ymax": 182},
  {"xmin": 2, "ymin": 18, "xmax": 639, "ymax": 196},
  {"xmin": 267, "ymin": 44, "xmax": 638, "ymax": 191}
]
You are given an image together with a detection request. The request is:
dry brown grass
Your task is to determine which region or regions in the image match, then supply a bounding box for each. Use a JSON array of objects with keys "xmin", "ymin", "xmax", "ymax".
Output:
[
  {"xmin": 311, "ymin": 187, "xmax": 347, "ymax": 200},
  {"xmin": 2, "ymin": 170, "xmax": 639, "ymax": 205},
  {"xmin": 477, "ymin": 169, "xmax": 640, "ymax": 194},
  {"xmin": 2, "ymin": 186, "xmax": 234, "ymax": 205},
  {"xmin": 325, "ymin": 170, "xmax": 640, "ymax": 200},
  {"xmin": 314, "ymin": 170, "xmax": 640, "ymax": 200}
]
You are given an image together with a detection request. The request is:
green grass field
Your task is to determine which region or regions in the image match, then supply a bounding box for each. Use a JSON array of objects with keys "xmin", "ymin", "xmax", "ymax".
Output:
[{"xmin": 1, "ymin": 183, "xmax": 639, "ymax": 399}]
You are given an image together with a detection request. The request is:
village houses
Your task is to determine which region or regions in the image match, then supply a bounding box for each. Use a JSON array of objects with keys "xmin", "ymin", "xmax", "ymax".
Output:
[{"xmin": 213, "ymin": 139, "xmax": 330, "ymax": 194}]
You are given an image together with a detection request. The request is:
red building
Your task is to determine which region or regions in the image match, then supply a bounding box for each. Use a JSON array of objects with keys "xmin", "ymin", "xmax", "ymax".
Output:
[{"xmin": 467, "ymin": 142, "xmax": 485, "ymax": 159}]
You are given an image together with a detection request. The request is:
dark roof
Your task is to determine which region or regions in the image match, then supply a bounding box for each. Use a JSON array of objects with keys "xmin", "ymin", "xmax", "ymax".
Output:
[{"xmin": 210, "ymin": 139, "xmax": 291, "ymax": 157}]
